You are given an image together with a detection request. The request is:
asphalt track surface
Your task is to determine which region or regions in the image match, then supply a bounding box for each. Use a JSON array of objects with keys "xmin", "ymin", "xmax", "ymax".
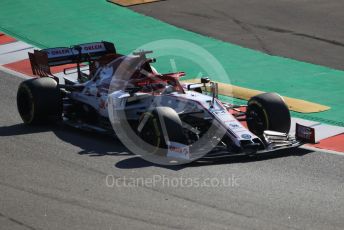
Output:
[
  {"xmin": 1, "ymin": 71, "xmax": 344, "ymax": 229},
  {"xmin": 131, "ymin": 0, "xmax": 344, "ymax": 70}
]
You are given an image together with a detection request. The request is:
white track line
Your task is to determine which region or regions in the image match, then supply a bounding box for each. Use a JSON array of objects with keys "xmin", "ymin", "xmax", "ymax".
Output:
[
  {"xmin": 0, "ymin": 48, "xmax": 35, "ymax": 65},
  {"xmin": 290, "ymin": 117, "xmax": 344, "ymax": 142},
  {"xmin": 0, "ymin": 41, "xmax": 33, "ymax": 54}
]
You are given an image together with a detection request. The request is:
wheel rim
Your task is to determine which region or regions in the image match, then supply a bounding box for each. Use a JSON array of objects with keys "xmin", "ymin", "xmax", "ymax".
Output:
[
  {"xmin": 246, "ymin": 103, "xmax": 268, "ymax": 135},
  {"xmin": 138, "ymin": 113, "xmax": 162, "ymax": 154}
]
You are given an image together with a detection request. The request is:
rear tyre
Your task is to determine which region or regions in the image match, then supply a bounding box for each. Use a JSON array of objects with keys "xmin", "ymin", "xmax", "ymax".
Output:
[
  {"xmin": 17, "ymin": 78, "xmax": 62, "ymax": 125},
  {"xmin": 246, "ymin": 92, "xmax": 291, "ymax": 135}
]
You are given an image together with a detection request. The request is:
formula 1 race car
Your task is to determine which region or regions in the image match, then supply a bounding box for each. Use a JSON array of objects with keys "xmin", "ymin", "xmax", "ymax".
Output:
[{"xmin": 16, "ymin": 41, "xmax": 315, "ymax": 164}]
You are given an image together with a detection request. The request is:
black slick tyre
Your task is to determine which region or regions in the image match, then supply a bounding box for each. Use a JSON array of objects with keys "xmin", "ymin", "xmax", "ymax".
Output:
[
  {"xmin": 246, "ymin": 92, "xmax": 291, "ymax": 135},
  {"xmin": 17, "ymin": 77, "xmax": 62, "ymax": 125}
]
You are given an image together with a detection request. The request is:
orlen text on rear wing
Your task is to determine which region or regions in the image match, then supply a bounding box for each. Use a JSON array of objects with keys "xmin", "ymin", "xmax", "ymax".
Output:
[{"xmin": 28, "ymin": 41, "xmax": 116, "ymax": 81}]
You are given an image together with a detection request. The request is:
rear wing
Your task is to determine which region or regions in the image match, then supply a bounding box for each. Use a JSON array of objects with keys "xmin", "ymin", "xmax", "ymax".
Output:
[{"xmin": 29, "ymin": 41, "xmax": 116, "ymax": 78}]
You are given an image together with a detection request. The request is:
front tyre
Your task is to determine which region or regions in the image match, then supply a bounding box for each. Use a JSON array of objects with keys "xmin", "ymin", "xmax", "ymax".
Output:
[
  {"xmin": 137, "ymin": 107, "xmax": 186, "ymax": 153},
  {"xmin": 246, "ymin": 92, "xmax": 291, "ymax": 135},
  {"xmin": 17, "ymin": 78, "xmax": 62, "ymax": 124}
]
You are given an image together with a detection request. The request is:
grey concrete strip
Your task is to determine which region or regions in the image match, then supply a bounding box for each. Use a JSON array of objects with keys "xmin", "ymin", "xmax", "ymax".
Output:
[{"xmin": 131, "ymin": 0, "xmax": 344, "ymax": 70}]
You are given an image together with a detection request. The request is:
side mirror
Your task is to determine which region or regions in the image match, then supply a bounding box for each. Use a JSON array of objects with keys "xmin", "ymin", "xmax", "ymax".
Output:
[
  {"xmin": 148, "ymin": 58, "xmax": 156, "ymax": 63},
  {"xmin": 201, "ymin": 77, "xmax": 210, "ymax": 84}
]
